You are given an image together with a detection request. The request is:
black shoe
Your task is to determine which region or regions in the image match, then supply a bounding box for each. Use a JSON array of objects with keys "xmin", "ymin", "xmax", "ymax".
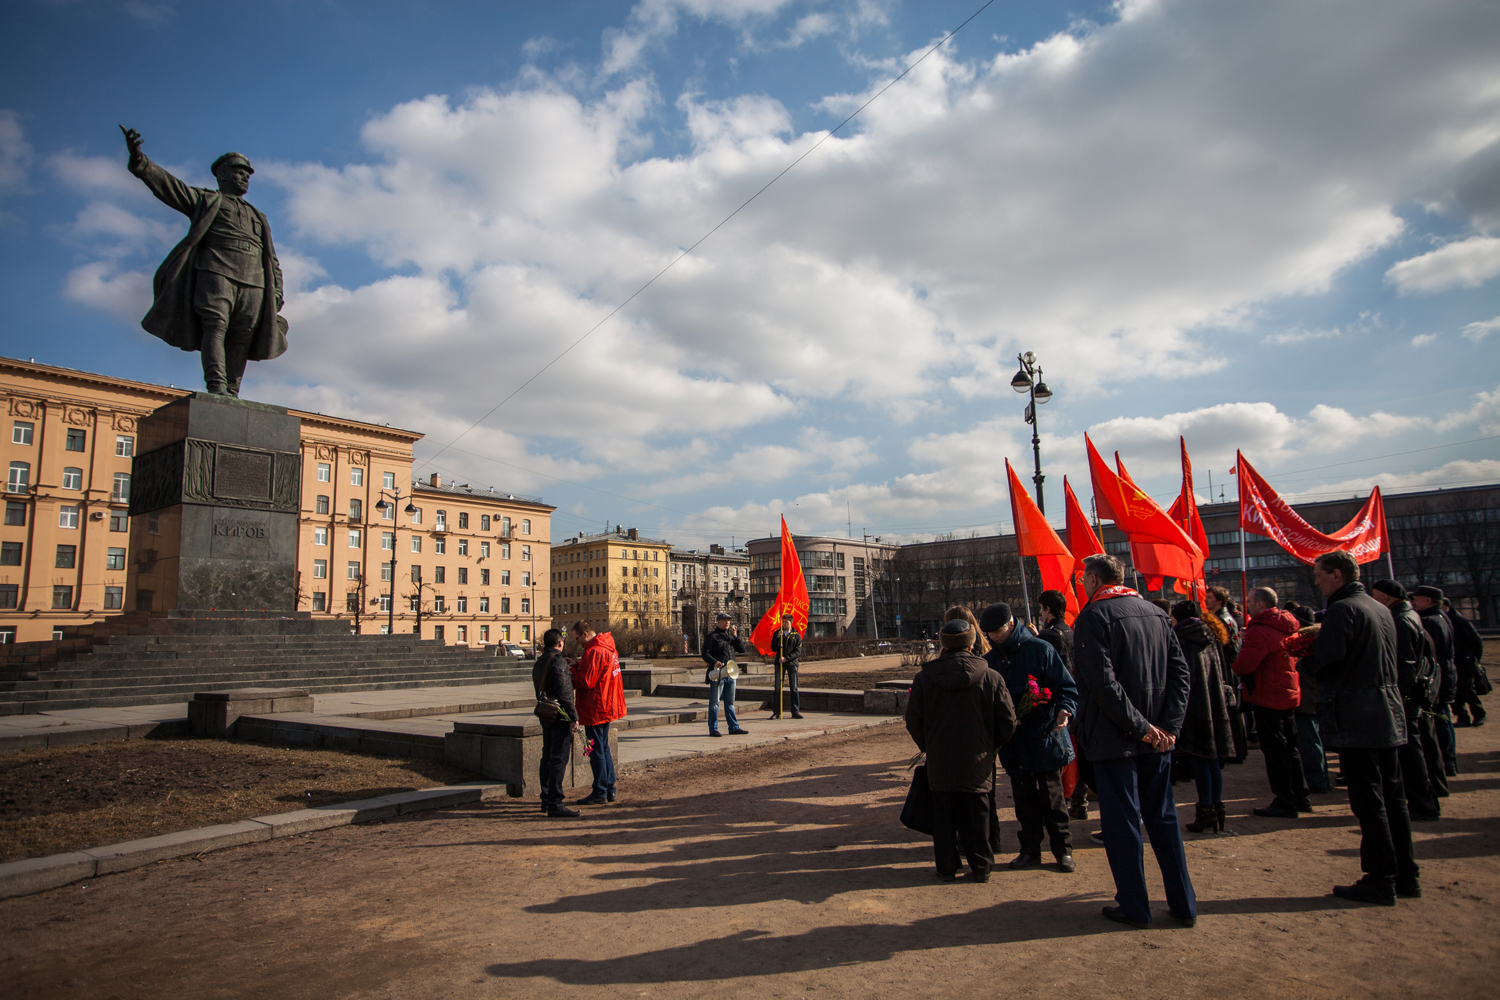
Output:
[
  {"xmin": 1296, "ymin": 799, "xmax": 1314, "ymax": 813},
  {"xmin": 1090, "ymin": 831, "xmax": 1105, "ymax": 845},
  {"xmin": 970, "ymin": 870, "xmax": 991, "ymax": 884},
  {"xmin": 1396, "ymin": 878, "xmax": 1422, "ymax": 899},
  {"xmin": 1333, "ymin": 880, "xmax": 1396, "ymax": 906},
  {"xmin": 574, "ymin": 794, "xmax": 607, "ymax": 805},
  {"xmin": 1453, "ymin": 717, "xmax": 1472, "ymax": 728},
  {"xmin": 1445, "ymin": 767, "xmax": 1458, "ymax": 777},
  {"xmin": 770, "ymin": 714, "xmax": 783, "ymax": 720},
  {"xmin": 546, "ymin": 806, "xmax": 581, "ymax": 818},
  {"xmin": 935, "ymin": 871, "xmax": 957, "ymax": 883},
  {"xmin": 1008, "ymin": 853, "xmax": 1041, "ymax": 870},
  {"xmin": 729, "ymin": 728, "xmax": 749, "ymax": 735},
  {"xmin": 1055, "ymin": 853, "xmax": 1076, "ymax": 873},
  {"xmin": 1171, "ymin": 911, "xmax": 1197, "ymax": 928},
  {"xmin": 709, "ymin": 731, "xmax": 723, "ymax": 737},
  {"xmin": 1334, "ymin": 775, "xmax": 1348, "ymax": 786},
  {"xmin": 1069, "ymin": 804, "xmax": 1088, "ymax": 821},
  {"xmin": 1253, "ymin": 804, "xmax": 1299, "ymax": 819},
  {"xmin": 606, "ymin": 790, "xmax": 617, "ymax": 803},
  {"xmin": 1411, "ymin": 811, "xmax": 1441, "ymax": 822},
  {"xmin": 791, "ymin": 713, "xmax": 804, "ymax": 719},
  {"xmin": 1102, "ymin": 906, "xmax": 1147, "ymax": 927}
]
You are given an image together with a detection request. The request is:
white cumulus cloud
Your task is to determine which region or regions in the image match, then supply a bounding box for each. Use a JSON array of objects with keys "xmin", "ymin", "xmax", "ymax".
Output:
[{"xmin": 1386, "ymin": 236, "xmax": 1500, "ymax": 293}]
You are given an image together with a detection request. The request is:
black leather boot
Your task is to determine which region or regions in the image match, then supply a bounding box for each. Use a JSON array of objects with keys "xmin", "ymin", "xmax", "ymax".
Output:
[
  {"xmin": 1215, "ymin": 803, "xmax": 1227, "ymax": 833},
  {"xmin": 1185, "ymin": 803, "xmax": 1215, "ymax": 833}
]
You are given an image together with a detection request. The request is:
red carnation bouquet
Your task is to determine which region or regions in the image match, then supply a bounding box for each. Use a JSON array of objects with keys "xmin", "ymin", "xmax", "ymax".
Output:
[
  {"xmin": 1283, "ymin": 624, "xmax": 1320, "ymax": 658},
  {"xmin": 1016, "ymin": 674, "xmax": 1053, "ymax": 716}
]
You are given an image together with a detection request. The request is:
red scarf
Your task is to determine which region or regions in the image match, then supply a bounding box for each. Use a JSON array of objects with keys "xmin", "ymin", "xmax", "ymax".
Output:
[{"xmin": 1087, "ymin": 584, "xmax": 1140, "ymax": 604}]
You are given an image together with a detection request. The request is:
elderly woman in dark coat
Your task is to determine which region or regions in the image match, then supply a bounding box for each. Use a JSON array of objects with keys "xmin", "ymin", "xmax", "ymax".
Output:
[{"xmin": 1172, "ymin": 601, "xmax": 1234, "ymax": 834}]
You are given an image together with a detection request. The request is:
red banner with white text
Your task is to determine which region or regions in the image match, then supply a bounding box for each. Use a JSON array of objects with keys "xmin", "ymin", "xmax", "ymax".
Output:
[{"xmin": 1234, "ymin": 452, "xmax": 1388, "ymax": 565}]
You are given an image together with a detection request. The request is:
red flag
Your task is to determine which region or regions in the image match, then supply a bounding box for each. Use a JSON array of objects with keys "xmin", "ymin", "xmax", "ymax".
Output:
[
  {"xmin": 1064, "ymin": 477, "xmax": 1104, "ymax": 611},
  {"xmin": 750, "ymin": 516, "xmax": 811, "ymax": 654},
  {"xmin": 1166, "ymin": 437, "xmax": 1210, "ymax": 597},
  {"xmin": 1235, "ymin": 452, "xmax": 1388, "ymax": 565},
  {"xmin": 1087, "ymin": 435, "xmax": 1204, "ymax": 583},
  {"xmin": 1006, "ymin": 460, "xmax": 1079, "ymax": 625}
]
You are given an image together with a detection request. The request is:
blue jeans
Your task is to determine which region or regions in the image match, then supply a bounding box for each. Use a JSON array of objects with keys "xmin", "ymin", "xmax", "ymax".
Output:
[
  {"xmin": 1296, "ymin": 713, "xmax": 1331, "ymax": 792},
  {"xmin": 1190, "ymin": 755, "xmax": 1222, "ymax": 806},
  {"xmin": 1095, "ymin": 752, "xmax": 1197, "ymax": 925},
  {"xmin": 584, "ymin": 722, "xmax": 615, "ymax": 798},
  {"xmin": 709, "ymin": 674, "xmax": 739, "ymax": 733}
]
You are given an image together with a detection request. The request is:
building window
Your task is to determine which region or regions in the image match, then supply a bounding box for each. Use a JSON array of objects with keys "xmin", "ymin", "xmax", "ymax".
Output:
[
  {"xmin": 317, "ymin": 463, "xmax": 331, "ymax": 482},
  {"xmin": 1, "ymin": 542, "xmax": 22, "ymax": 566},
  {"xmin": 0, "ymin": 585, "xmax": 16, "ymax": 609},
  {"xmin": 458, "ymin": 538, "xmax": 468, "ymax": 556},
  {"xmin": 520, "ymin": 598, "xmax": 531, "ymax": 614},
  {"xmin": 65, "ymin": 429, "xmax": 86, "ymax": 452},
  {"xmin": 501, "ymin": 516, "xmax": 511, "ymax": 536},
  {"xmin": 502, "ymin": 625, "xmax": 511, "ymax": 641},
  {"xmin": 4, "ymin": 501, "xmax": 24, "ymax": 526},
  {"xmin": 106, "ymin": 547, "xmax": 126, "ymax": 570},
  {"xmin": 104, "ymin": 586, "xmax": 123, "ymax": 609},
  {"xmin": 55, "ymin": 545, "xmax": 77, "ymax": 569},
  {"xmin": 434, "ymin": 537, "xmax": 446, "ymax": 554},
  {"xmin": 409, "ymin": 595, "xmax": 421, "ymax": 612},
  {"xmin": 457, "ymin": 625, "xmax": 467, "ymax": 643},
  {"xmin": 315, "ymin": 495, "xmax": 329, "ymax": 514},
  {"xmin": 350, "ymin": 467, "xmax": 364, "ymax": 486},
  {"xmin": 481, "ymin": 515, "xmax": 491, "ymax": 531},
  {"xmin": 312, "ymin": 591, "xmax": 326, "ymax": 612},
  {"xmin": 521, "ymin": 625, "xmax": 530, "ymax": 642},
  {"xmin": 522, "ymin": 519, "xmax": 531, "ymax": 535},
  {"xmin": 479, "ymin": 596, "xmax": 489, "ymax": 612},
  {"xmin": 434, "ymin": 566, "xmax": 446, "ymax": 584},
  {"xmin": 58, "ymin": 506, "xmax": 79, "ymax": 529},
  {"xmin": 382, "ymin": 531, "xmax": 393, "ymax": 550},
  {"xmin": 349, "ymin": 498, "xmax": 362, "ymax": 521},
  {"xmin": 346, "ymin": 593, "xmax": 359, "ymax": 613},
  {"xmin": 380, "ymin": 561, "xmax": 392, "ymax": 582},
  {"xmin": 435, "ymin": 511, "xmax": 447, "ymax": 531},
  {"xmin": 348, "ymin": 529, "xmax": 361, "ymax": 548},
  {"xmin": 382, "ymin": 503, "xmax": 394, "ymax": 521},
  {"xmin": 501, "ymin": 597, "xmax": 511, "ymax": 614},
  {"xmin": 379, "ymin": 595, "xmax": 391, "ymax": 613},
  {"xmin": 314, "ymin": 527, "xmax": 328, "ymax": 546},
  {"xmin": 479, "ymin": 625, "xmax": 489, "ymax": 642},
  {"xmin": 411, "ymin": 565, "xmax": 422, "ymax": 583},
  {"xmin": 383, "ymin": 471, "xmax": 396, "ymax": 489},
  {"xmin": 501, "ymin": 543, "xmax": 511, "ymax": 559},
  {"xmin": 410, "ymin": 507, "xmax": 422, "ymax": 525},
  {"xmin": 434, "ymin": 595, "xmax": 445, "ymax": 612},
  {"xmin": 411, "ymin": 536, "xmax": 421, "ymax": 553},
  {"xmin": 521, "ymin": 572, "xmax": 530, "ymax": 587},
  {"xmin": 57, "ymin": 467, "xmax": 83, "ymax": 490},
  {"xmin": 347, "ymin": 561, "xmax": 361, "ymax": 580},
  {"xmin": 480, "ymin": 541, "xmax": 490, "ymax": 558},
  {"xmin": 8, "ymin": 462, "xmax": 30, "ymax": 492},
  {"xmin": 116, "ymin": 435, "xmax": 134, "ymax": 458},
  {"xmin": 12, "ymin": 422, "xmax": 33, "ymax": 445},
  {"xmin": 501, "ymin": 570, "xmax": 510, "ymax": 585},
  {"xmin": 52, "ymin": 585, "xmax": 73, "ymax": 609},
  {"xmin": 110, "ymin": 511, "xmax": 128, "ymax": 532},
  {"xmin": 480, "ymin": 568, "xmax": 490, "ymax": 585},
  {"xmin": 456, "ymin": 596, "xmax": 468, "ymax": 613},
  {"xmin": 458, "ymin": 567, "xmax": 468, "ymax": 584},
  {"xmin": 458, "ymin": 512, "xmax": 469, "ymax": 529},
  {"xmin": 112, "ymin": 472, "xmax": 130, "ymax": 502},
  {"xmin": 521, "ymin": 545, "xmax": 531, "ymax": 561},
  {"xmin": 313, "ymin": 560, "xmax": 328, "ymax": 579}
]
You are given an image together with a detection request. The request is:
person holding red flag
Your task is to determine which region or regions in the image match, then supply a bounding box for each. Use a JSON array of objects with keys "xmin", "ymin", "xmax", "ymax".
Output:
[{"xmin": 749, "ymin": 517, "xmax": 810, "ymax": 720}]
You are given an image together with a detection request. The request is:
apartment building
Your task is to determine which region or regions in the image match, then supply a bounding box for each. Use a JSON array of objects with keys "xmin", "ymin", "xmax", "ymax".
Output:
[
  {"xmin": 669, "ymin": 544, "xmax": 751, "ymax": 643},
  {"xmin": 745, "ymin": 534, "xmax": 899, "ymax": 638},
  {"xmin": 549, "ymin": 526, "xmax": 671, "ymax": 631}
]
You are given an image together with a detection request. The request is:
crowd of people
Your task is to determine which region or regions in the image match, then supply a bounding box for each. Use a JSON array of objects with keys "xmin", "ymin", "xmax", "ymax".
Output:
[{"xmin": 903, "ymin": 550, "xmax": 1489, "ymax": 921}]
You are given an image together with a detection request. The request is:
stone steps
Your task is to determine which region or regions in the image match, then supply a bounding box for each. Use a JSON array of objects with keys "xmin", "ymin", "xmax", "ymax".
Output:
[{"xmin": 5, "ymin": 652, "xmax": 516, "ymax": 681}]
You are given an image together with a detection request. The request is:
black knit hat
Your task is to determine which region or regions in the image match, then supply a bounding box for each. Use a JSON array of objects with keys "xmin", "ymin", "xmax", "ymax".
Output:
[
  {"xmin": 979, "ymin": 603, "xmax": 1013, "ymax": 633},
  {"xmin": 939, "ymin": 619, "xmax": 973, "ymax": 650},
  {"xmin": 1290, "ymin": 605, "xmax": 1316, "ymax": 626},
  {"xmin": 1412, "ymin": 585, "xmax": 1444, "ymax": 602},
  {"xmin": 1372, "ymin": 579, "xmax": 1405, "ymax": 600}
]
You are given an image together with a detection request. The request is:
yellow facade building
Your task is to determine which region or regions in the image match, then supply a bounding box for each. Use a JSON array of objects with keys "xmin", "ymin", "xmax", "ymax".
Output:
[
  {"xmin": 549, "ymin": 527, "xmax": 671, "ymax": 631},
  {"xmin": 0, "ymin": 357, "xmax": 550, "ymax": 645}
]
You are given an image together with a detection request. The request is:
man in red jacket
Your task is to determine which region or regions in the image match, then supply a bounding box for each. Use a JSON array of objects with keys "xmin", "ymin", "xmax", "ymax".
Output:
[
  {"xmin": 569, "ymin": 621, "xmax": 627, "ymax": 805},
  {"xmin": 1234, "ymin": 587, "xmax": 1309, "ymax": 819}
]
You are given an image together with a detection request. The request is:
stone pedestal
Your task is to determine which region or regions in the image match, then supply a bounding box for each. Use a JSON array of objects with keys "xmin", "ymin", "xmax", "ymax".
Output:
[
  {"xmin": 444, "ymin": 720, "xmax": 619, "ymax": 797},
  {"xmin": 125, "ymin": 394, "xmax": 302, "ymax": 612},
  {"xmin": 189, "ymin": 688, "xmax": 315, "ymax": 737}
]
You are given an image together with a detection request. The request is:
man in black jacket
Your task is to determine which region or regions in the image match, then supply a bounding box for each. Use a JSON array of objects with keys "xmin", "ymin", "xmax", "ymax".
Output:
[
  {"xmin": 701, "ymin": 612, "xmax": 749, "ymax": 737},
  {"xmin": 1371, "ymin": 580, "xmax": 1442, "ymax": 821},
  {"xmin": 1311, "ymin": 552, "xmax": 1416, "ymax": 905},
  {"xmin": 904, "ymin": 619, "xmax": 1018, "ymax": 882},
  {"xmin": 1446, "ymin": 599, "xmax": 1487, "ymax": 727},
  {"xmin": 1073, "ymin": 554, "xmax": 1195, "ymax": 927},
  {"xmin": 770, "ymin": 614, "xmax": 803, "ymax": 719},
  {"xmin": 533, "ymin": 628, "xmax": 581, "ymax": 818},
  {"xmin": 1412, "ymin": 586, "xmax": 1458, "ymax": 775},
  {"xmin": 1035, "ymin": 590, "xmax": 1075, "ymax": 671}
]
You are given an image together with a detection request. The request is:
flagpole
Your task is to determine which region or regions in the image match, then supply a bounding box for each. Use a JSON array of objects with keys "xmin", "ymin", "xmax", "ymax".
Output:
[
  {"xmin": 1018, "ymin": 552, "xmax": 1032, "ymax": 621},
  {"xmin": 1236, "ymin": 451, "xmax": 1249, "ymax": 611}
]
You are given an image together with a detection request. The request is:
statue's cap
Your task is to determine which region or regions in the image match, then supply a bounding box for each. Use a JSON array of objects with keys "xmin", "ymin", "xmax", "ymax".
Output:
[{"xmin": 211, "ymin": 152, "xmax": 254, "ymax": 176}]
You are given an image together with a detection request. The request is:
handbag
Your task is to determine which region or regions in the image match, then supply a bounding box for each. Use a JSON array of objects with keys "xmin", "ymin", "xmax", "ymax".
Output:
[
  {"xmin": 534, "ymin": 694, "xmax": 562, "ymax": 722},
  {"xmin": 1474, "ymin": 663, "xmax": 1494, "ymax": 697},
  {"xmin": 900, "ymin": 764, "xmax": 935, "ymax": 835}
]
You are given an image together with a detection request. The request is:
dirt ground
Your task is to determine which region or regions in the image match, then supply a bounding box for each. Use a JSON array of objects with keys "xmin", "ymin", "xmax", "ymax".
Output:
[
  {"xmin": 1, "ymin": 696, "xmax": 1496, "ymax": 1000},
  {"xmin": 0, "ymin": 741, "xmax": 472, "ymax": 862}
]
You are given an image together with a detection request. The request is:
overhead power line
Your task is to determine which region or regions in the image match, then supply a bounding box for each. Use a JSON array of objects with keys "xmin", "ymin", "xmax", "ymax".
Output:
[{"xmin": 415, "ymin": 0, "xmax": 1000, "ymax": 475}]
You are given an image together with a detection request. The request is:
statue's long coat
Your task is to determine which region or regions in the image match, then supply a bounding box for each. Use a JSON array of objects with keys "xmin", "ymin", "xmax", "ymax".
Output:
[{"xmin": 130, "ymin": 155, "xmax": 288, "ymax": 361}]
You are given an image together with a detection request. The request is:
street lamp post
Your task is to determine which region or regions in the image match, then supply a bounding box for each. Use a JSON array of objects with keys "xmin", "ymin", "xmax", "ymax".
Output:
[
  {"xmin": 372, "ymin": 488, "xmax": 418, "ymax": 636},
  {"xmin": 1010, "ymin": 351, "xmax": 1054, "ymax": 514},
  {"xmin": 530, "ymin": 574, "xmax": 539, "ymax": 656}
]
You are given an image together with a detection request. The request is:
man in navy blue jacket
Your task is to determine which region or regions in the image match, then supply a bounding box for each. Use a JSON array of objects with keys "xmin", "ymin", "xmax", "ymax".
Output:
[
  {"xmin": 982, "ymin": 602, "xmax": 1078, "ymax": 872},
  {"xmin": 1074, "ymin": 554, "xmax": 1195, "ymax": 928}
]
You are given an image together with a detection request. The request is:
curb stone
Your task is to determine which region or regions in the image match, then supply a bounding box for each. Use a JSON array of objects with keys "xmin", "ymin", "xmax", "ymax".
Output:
[{"xmin": 0, "ymin": 781, "xmax": 505, "ymax": 900}]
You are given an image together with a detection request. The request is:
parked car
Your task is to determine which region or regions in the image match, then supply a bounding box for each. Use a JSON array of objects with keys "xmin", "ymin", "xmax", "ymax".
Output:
[{"xmin": 499, "ymin": 642, "xmax": 527, "ymax": 659}]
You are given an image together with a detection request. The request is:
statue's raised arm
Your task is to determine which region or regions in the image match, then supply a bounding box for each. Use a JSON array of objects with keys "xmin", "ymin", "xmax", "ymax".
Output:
[{"xmin": 120, "ymin": 128, "xmax": 288, "ymax": 397}]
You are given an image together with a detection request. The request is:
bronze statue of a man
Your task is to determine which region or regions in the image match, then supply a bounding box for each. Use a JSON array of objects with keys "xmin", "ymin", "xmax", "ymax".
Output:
[{"xmin": 121, "ymin": 126, "xmax": 289, "ymax": 397}]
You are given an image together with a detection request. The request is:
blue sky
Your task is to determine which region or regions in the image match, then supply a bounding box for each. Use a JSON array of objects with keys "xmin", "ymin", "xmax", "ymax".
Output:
[{"xmin": 2, "ymin": 0, "xmax": 1498, "ymax": 547}]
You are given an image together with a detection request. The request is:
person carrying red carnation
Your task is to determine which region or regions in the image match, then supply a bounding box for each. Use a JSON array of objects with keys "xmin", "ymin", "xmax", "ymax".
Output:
[{"xmin": 1232, "ymin": 587, "xmax": 1308, "ymax": 819}]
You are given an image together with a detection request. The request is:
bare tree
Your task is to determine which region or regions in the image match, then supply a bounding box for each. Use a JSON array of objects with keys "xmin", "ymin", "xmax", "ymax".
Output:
[
  {"xmin": 1392, "ymin": 500, "xmax": 1448, "ymax": 587},
  {"xmin": 1444, "ymin": 496, "xmax": 1500, "ymax": 626}
]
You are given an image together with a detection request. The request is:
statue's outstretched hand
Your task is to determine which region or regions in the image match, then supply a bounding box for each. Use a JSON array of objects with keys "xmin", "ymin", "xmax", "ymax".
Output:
[{"xmin": 119, "ymin": 125, "xmax": 144, "ymax": 167}]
